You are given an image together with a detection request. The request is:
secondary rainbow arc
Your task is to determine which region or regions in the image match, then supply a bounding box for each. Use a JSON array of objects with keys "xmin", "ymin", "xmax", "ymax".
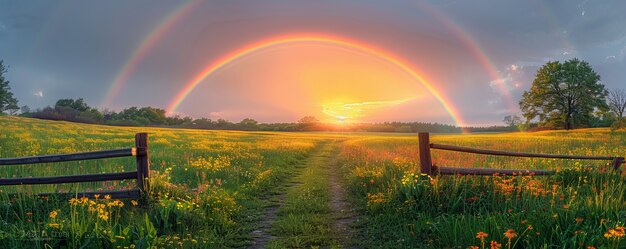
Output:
[
  {"xmin": 416, "ymin": 1, "xmax": 518, "ymax": 112},
  {"xmin": 100, "ymin": 0, "xmax": 201, "ymax": 108}
]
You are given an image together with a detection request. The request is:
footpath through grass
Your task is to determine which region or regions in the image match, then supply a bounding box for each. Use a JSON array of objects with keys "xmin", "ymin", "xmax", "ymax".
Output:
[
  {"xmin": 0, "ymin": 116, "xmax": 333, "ymax": 248},
  {"xmin": 3, "ymin": 116, "xmax": 626, "ymax": 248},
  {"xmin": 267, "ymin": 141, "xmax": 343, "ymax": 248}
]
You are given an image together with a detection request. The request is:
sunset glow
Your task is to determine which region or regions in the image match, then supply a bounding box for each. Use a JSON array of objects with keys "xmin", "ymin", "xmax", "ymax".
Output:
[
  {"xmin": 165, "ymin": 34, "xmax": 466, "ymax": 126},
  {"xmin": 321, "ymin": 98, "xmax": 414, "ymax": 122}
]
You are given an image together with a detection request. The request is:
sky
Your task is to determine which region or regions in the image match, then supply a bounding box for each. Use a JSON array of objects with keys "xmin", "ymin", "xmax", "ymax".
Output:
[{"xmin": 1, "ymin": 0, "xmax": 625, "ymax": 126}]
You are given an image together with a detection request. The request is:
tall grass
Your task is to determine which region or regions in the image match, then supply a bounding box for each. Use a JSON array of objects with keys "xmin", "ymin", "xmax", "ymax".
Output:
[
  {"xmin": 3, "ymin": 116, "xmax": 625, "ymax": 248},
  {"xmin": 0, "ymin": 116, "xmax": 327, "ymax": 248},
  {"xmin": 340, "ymin": 129, "xmax": 626, "ymax": 248}
]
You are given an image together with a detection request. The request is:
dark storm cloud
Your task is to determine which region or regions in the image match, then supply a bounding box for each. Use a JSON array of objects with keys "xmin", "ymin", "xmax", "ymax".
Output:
[{"xmin": 1, "ymin": 0, "xmax": 625, "ymax": 125}]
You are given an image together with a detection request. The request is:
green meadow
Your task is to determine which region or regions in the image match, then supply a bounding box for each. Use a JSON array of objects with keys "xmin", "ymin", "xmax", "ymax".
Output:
[{"xmin": 1, "ymin": 116, "xmax": 626, "ymax": 248}]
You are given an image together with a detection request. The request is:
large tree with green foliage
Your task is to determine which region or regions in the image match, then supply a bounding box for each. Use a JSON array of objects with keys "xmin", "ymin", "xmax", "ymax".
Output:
[
  {"xmin": 0, "ymin": 60, "xmax": 19, "ymax": 114},
  {"xmin": 519, "ymin": 58, "xmax": 608, "ymax": 130}
]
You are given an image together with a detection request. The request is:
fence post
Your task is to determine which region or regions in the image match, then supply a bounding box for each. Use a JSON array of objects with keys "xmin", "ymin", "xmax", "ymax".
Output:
[
  {"xmin": 613, "ymin": 157, "xmax": 625, "ymax": 170},
  {"xmin": 135, "ymin": 133, "xmax": 149, "ymax": 193},
  {"xmin": 419, "ymin": 132, "xmax": 433, "ymax": 175}
]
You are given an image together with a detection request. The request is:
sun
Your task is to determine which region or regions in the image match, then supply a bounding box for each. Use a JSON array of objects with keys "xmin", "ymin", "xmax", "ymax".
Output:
[{"xmin": 321, "ymin": 98, "xmax": 415, "ymax": 122}]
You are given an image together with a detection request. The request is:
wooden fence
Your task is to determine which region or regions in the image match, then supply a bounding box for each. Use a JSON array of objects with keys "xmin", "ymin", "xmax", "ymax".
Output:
[
  {"xmin": 0, "ymin": 133, "xmax": 150, "ymax": 199},
  {"xmin": 418, "ymin": 132, "xmax": 625, "ymax": 176}
]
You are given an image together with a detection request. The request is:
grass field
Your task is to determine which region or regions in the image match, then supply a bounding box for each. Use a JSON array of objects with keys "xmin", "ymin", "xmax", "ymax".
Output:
[{"xmin": 1, "ymin": 116, "xmax": 626, "ymax": 248}]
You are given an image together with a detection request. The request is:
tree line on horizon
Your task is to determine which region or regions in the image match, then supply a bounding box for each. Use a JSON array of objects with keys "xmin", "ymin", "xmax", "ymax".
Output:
[
  {"xmin": 3, "ymin": 96, "xmax": 507, "ymax": 133},
  {"xmin": 16, "ymin": 97, "xmax": 474, "ymax": 133},
  {"xmin": 1, "ymin": 59, "xmax": 625, "ymax": 132}
]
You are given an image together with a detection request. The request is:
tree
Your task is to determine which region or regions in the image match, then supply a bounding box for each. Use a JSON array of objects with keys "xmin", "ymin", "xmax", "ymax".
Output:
[
  {"xmin": 55, "ymin": 98, "xmax": 90, "ymax": 112},
  {"xmin": 607, "ymin": 89, "xmax": 626, "ymax": 119},
  {"xmin": 519, "ymin": 59, "xmax": 608, "ymax": 130},
  {"xmin": 298, "ymin": 116, "xmax": 319, "ymax": 124},
  {"xmin": 20, "ymin": 105, "xmax": 30, "ymax": 114},
  {"xmin": 238, "ymin": 118, "xmax": 258, "ymax": 130},
  {"xmin": 297, "ymin": 116, "xmax": 320, "ymax": 131},
  {"xmin": 502, "ymin": 115, "xmax": 522, "ymax": 127},
  {"xmin": 0, "ymin": 60, "xmax": 19, "ymax": 115}
]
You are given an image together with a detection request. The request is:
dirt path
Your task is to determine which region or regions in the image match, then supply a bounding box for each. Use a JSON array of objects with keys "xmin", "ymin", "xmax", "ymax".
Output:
[
  {"xmin": 328, "ymin": 148, "xmax": 359, "ymax": 248},
  {"xmin": 247, "ymin": 143, "xmax": 326, "ymax": 249},
  {"xmin": 248, "ymin": 141, "xmax": 358, "ymax": 248},
  {"xmin": 248, "ymin": 197, "xmax": 281, "ymax": 248}
]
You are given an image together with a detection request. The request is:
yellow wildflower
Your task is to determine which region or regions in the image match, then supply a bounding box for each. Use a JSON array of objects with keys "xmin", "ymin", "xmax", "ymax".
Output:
[{"xmin": 69, "ymin": 198, "xmax": 80, "ymax": 205}]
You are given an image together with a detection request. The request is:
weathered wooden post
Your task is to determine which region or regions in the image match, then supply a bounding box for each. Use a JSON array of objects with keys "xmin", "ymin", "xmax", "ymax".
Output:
[
  {"xmin": 419, "ymin": 132, "xmax": 433, "ymax": 175},
  {"xmin": 135, "ymin": 133, "xmax": 149, "ymax": 193},
  {"xmin": 613, "ymin": 157, "xmax": 625, "ymax": 170}
]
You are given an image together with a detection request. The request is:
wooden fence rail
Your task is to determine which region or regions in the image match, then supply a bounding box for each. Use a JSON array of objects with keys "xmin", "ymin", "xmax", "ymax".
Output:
[
  {"xmin": 0, "ymin": 133, "xmax": 149, "ymax": 199},
  {"xmin": 419, "ymin": 132, "xmax": 625, "ymax": 176}
]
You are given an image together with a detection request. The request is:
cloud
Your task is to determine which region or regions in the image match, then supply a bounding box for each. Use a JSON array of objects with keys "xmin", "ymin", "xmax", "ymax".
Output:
[
  {"xmin": 321, "ymin": 98, "xmax": 414, "ymax": 120},
  {"xmin": 33, "ymin": 90, "xmax": 43, "ymax": 97},
  {"xmin": 487, "ymin": 98, "xmax": 500, "ymax": 106},
  {"xmin": 578, "ymin": 0, "xmax": 588, "ymax": 16},
  {"xmin": 209, "ymin": 111, "xmax": 223, "ymax": 117},
  {"xmin": 488, "ymin": 64, "xmax": 525, "ymax": 93}
]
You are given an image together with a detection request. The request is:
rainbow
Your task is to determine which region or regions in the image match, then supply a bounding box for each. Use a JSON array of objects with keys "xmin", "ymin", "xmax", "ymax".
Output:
[
  {"xmin": 165, "ymin": 33, "xmax": 467, "ymax": 127},
  {"xmin": 100, "ymin": 0, "xmax": 201, "ymax": 108},
  {"xmin": 416, "ymin": 1, "xmax": 518, "ymax": 112}
]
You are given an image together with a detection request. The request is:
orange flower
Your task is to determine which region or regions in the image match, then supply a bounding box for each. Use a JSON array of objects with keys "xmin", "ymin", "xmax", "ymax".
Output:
[
  {"xmin": 504, "ymin": 229, "xmax": 517, "ymax": 239},
  {"xmin": 575, "ymin": 217, "xmax": 584, "ymax": 223},
  {"xmin": 490, "ymin": 241, "xmax": 502, "ymax": 249},
  {"xmin": 606, "ymin": 226, "xmax": 626, "ymax": 238},
  {"xmin": 476, "ymin": 231, "xmax": 488, "ymax": 239},
  {"xmin": 469, "ymin": 246, "xmax": 479, "ymax": 249}
]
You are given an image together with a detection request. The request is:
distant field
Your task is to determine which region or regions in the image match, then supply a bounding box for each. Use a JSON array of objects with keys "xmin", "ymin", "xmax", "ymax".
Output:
[{"xmin": 1, "ymin": 116, "xmax": 625, "ymax": 248}]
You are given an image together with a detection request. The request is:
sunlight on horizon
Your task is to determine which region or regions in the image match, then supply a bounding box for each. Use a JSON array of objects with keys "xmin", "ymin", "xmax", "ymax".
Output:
[
  {"xmin": 181, "ymin": 44, "xmax": 449, "ymax": 123},
  {"xmin": 321, "ymin": 98, "xmax": 416, "ymax": 123}
]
